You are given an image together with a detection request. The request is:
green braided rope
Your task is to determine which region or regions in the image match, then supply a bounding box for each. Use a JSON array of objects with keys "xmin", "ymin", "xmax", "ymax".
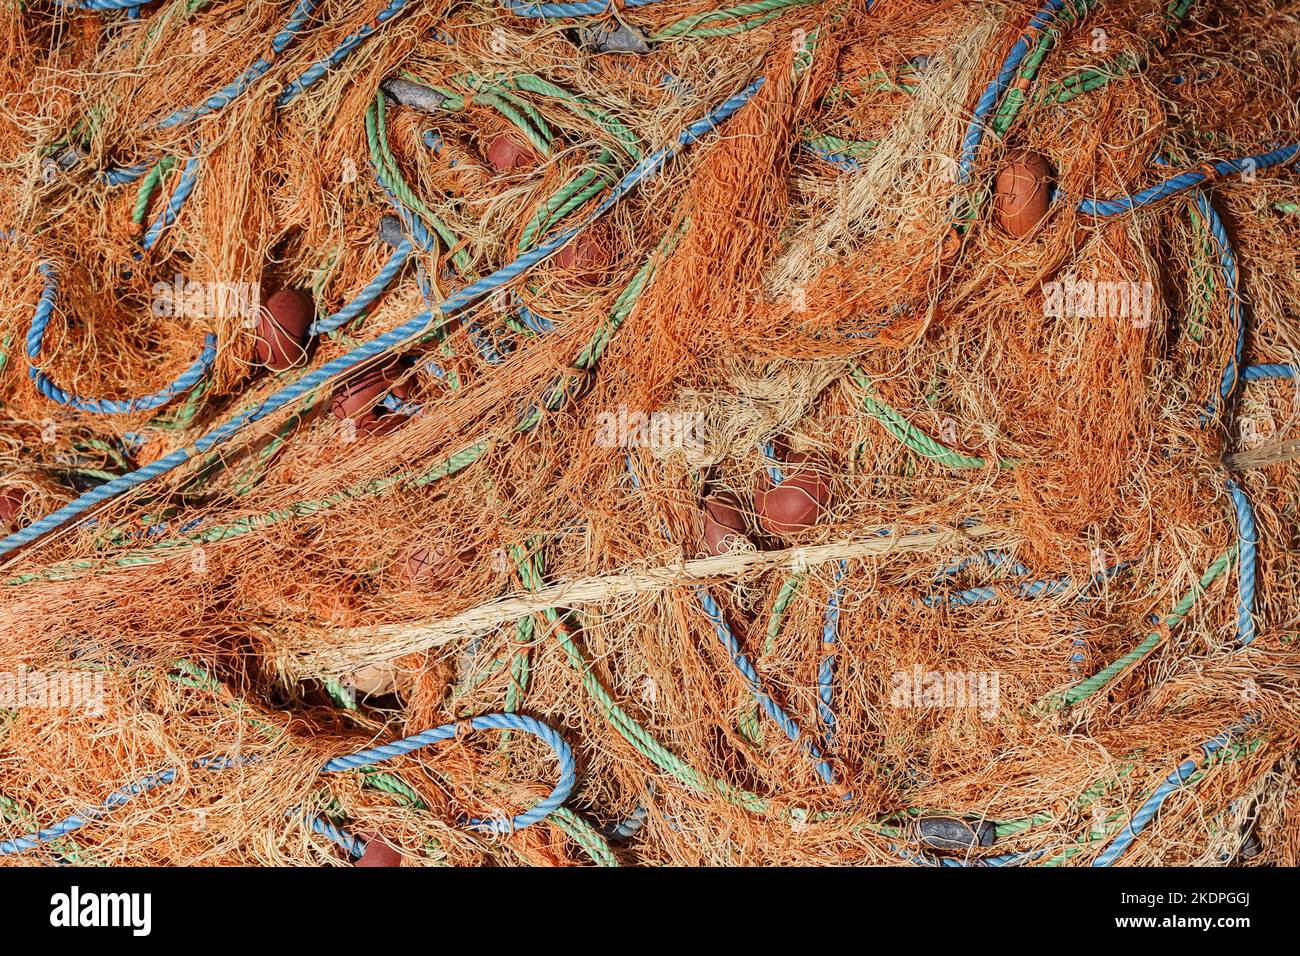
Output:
[
  {"xmin": 232, "ymin": 394, "xmax": 322, "ymax": 497},
  {"xmin": 1039, "ymin": 0, "xmax": 1196, "ymax": 108},
  {"xmin": 549, "ymin": 805, "xmax": 620, "ymax": 866},
  {"xmin": 519, "ymin": 157, "xmax": 616, "ymax": 252},
  {"xmin": 504, "ymin": 539, "xmax": 545, "ymax": 727},
  {"xmin": 851, "ymin": 366, "xmax": 1021, "ymax": 469},
  {"xmin": 1186, "ymin": 197, "xmax": 1216, "ymax": 343},
  {"xmin": 673, "ymin": 7, "xmax": 792, "ymax": 39},
  {"xmin": 2, "ymin": 439, "xmax": 492, "ymax": 586},
  {"xmin": 740, "ymin": 573, "xmax": 804, "ymax": 744},
  {"xmin": 451, "ymin": 74, "xmax": 552, "ymax": 156},
  {"xmin": 142, "ymin": 0, "xmax": 212, "ymax": 45},
  {"xmin": 132, "ymin": 155, "xmax": 178, "ymax": 226},
  {"xmin": 651, "ymin": 0, "xmax": 821, "ymax": 41},
  {"xmin": 367, "ymin": 94, "xmax": 469, "ymax": 272},
  {"xmin": 826, "ymin": 66, "xmax": 920, "ymax": 103},
  {"xmin": 450, "ymin": 656, "xmax": 509, "ymax": 710},
  {"xmin": 574, "ymin": 233, "xmax": 673, "ymax": 370},
  {"xmin": 991, "ymin": 0, "xmax": 1100, "ymax": 138},
  {"xmin": 509, "ymin": 532, "xmax": 772, "ymax": 816},
  {"xmin": 1048, "ymin": 547, "xmax": 1235, "ymax": 710},
  {"xmin": 803, "ymin": 131, "xmax": 879, "ymax": 159},
  {"xmin": 507, "ymin": 618, "xmax": 534, "ymax": 715},
  {"xmin": 492, "ymin": 74, "xmax": 642, "ymax": 161}
]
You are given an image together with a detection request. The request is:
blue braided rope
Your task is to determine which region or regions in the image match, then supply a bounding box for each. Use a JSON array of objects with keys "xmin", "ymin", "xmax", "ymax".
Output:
[
  {"xmin": 308, "ymin": 815, "xmax": 366, "ymax": 858},
  {"xmin": 1224, "ymin": 479, "xmax": 1257, "ymax": 646},
  {"xmin": 100, "ymin": 161, "xmax": 155, "ymax": 187},
  {"xmin": 957, "ymin": 0, "xmax": 1071, "ymax": 182},
  {"xmin": 321, "ymin": 713, "xmax": 577, "ymax": 833},
  {"xmin": 156, "ymin": 0, "xmax": 319, "ymax": 130},
  {"xmin": 140, "ymin": 150, "xmax": 203, "ymax": 251},
  {"xmin": 922, "ymin": 549, "xmax": 1056, "ymax": 607},
  {"xmin": 1077, "ymin": 145, "xmax": 1299, "ymax": 218},
  {"xmin": 893, "ymin": 842, "xmax": 1035, "ymax": 867},
  {"xmin": 380, "ymin": 392, "xmax": 420, "ymax": 415},
  {"xmin": 759, "ymin": 440, "xmax": 785, "ymax": 484},
  {"xmin": 818, "ymin": 560, "xmax": 847, "ymax": 748},
  {"xmin": 0, "ymin": 768, "xmax": 178, "ymax": 856},
  {"xmin": 1242, "ymin": 363, "xmax": 1294, "ymax": 380},
  {"xmin": 1193, "ymin": 190, "xmax": 1245, "ymax": 421},
  {"xmin": 1069, "ymin": 620, "xmax": 1087, "ymax": 677},
  {"xmin": 276, "ymin": 0, "xmax": 411, "ymax": 109},
  {"xmin": 54, "ymin": 0, "xmax": 142, "ymax": 8},
  {"xmin": 1, "ymin": 713, "xmax": 573, "ymax": 856},
  {"xmin": 696, "ymin": 587, "xmax": 838, "ymax": 787},
  {"xmin": 920, "ymin": 550, "xmax": 1125, "ymax": 608},
  {"xmin": 625, "ymin": 448, "xmax": 840, "ymax": 789},
  {"xmin": 514, "ymin": 294, "xmax": 555, "ymax": 335},
  {"xmin": 311, "ymin": 240, "xmax": 413, "ymax": 335},
  {"xmin": 803, "ymin": 141, "xmax": 865, "ymax": 171},
  {"xmin": 25, "ymin": 259, "xmax": 216, "ymax": 415},
  {"xmin": 98, "ymin": 1, "xmax": 396, "ymax": 226},
  {"xmin": 934, "ymin": 549, "xmax": 1033, "ymax": 581},
  {"xmin": 603, "ymin": 803, "xmax": 650, "ymax": 840},
  {"xmin": 0, "ymin": 80, "xmax": 762, "ymax": 559},
  {"xmin": 1092, "ymin": 726, "xmax": 1243, "ymax": 866},
  {"xmin": 499, "ymin": 0, "xmax": 666, "ymax": 18}
]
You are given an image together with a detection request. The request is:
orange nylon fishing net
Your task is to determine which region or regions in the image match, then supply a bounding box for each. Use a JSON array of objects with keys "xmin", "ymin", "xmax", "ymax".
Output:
[{"xmin": 0, "ymin": 0, "xmax": 1297, "ymax": 867}]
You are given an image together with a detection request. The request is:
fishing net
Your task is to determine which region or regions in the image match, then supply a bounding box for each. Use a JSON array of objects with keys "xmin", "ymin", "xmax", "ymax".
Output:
[{"xmin": 0, "ymin": 0, "xmax": 1297, "ymax": 866}]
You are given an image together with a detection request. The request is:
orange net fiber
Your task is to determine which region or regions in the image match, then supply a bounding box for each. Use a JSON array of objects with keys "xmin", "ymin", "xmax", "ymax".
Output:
[{"xmin": 0, "ymin": 0, "xmax": 1297, "ymax": 866}]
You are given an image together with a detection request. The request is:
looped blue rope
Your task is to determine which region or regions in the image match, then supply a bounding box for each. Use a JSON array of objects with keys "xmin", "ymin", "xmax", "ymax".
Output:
[
  {"xmin": 311, "ymin": 240, "xmax": 413, "ymax": 335},
  {"xmin": 305, "ymin": 815, "xmax": 367, "ymax": 857},
  {"xmin": 921, "ymin": 550, "xmax": 1060, "ymax": 607},
  {"xmin": 919, "ymin": 549, "xmax": 1125, "ymax": 608},
  {"xmin": 1077, "ymin": 145, "xmax": 1299, "ymax": 218},
  {"xmin": 0, "ymin": 713, "xmax": 575, "ymax": 857},
  {"xmin": 603, "ymin": 803, "xmax": 650, "ymax": 839},
  {"xmin": 696, "ymin": 586, "xmax": 839, "ymax": 787},
  {"xmin": 25, "ymin": 259, "xmax": 216, "ymax": 415},
  {"xmin": 321, "ymin": 713, "xmax": 577, "ymax": 833},
  {"xmin": 54, "ymin": 0, "xmax": 142, "ymax": 9},
  {"xmin": 100, "ymin": 160, "xmax": 155, "ymax": 188}
]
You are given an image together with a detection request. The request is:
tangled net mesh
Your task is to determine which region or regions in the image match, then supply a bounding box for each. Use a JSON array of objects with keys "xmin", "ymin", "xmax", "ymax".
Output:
[{"xmin": 0, "ymin": 0, "xmax": 1297, "ymax": 866}]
